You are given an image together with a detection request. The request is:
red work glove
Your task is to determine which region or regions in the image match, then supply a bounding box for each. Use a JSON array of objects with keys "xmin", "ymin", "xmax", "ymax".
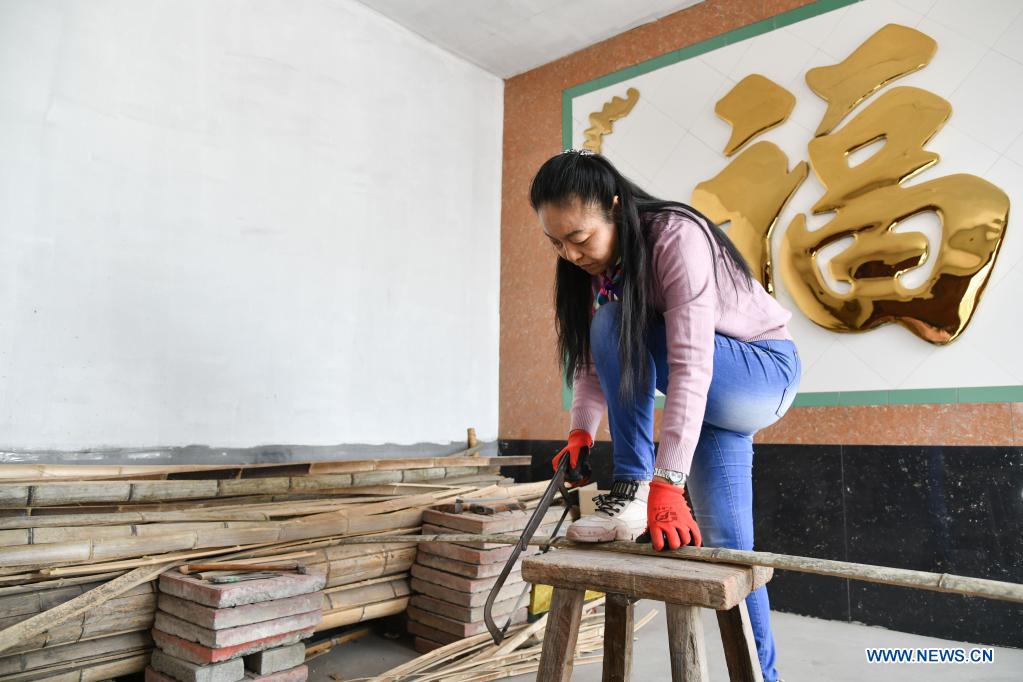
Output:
[
  {"xmin": 551, "ymin": 429, "xmax": 593, "ymax": 487},
  {"xmin": 647, "ymin": 481, "xmax": 702, "ymax": 551}
]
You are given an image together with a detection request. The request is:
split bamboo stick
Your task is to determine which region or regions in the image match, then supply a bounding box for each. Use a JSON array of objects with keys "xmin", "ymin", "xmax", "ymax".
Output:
[{"xmin": 304, "ymin": 626, "xmax": 373, "ymax": 661}]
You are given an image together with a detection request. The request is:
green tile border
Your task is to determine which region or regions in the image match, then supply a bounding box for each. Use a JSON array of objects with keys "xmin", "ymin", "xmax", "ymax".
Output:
[
  {"xmin": 558, "ymin": 0, "xmax": 1023, "ymax": 411},
  {"xmin": 793, "ymin": 386, "xmax": 1023, "ymax": 407},
  {"xmin": 561, "ymin": 0, "xmax": 863, "ymax": 127}
]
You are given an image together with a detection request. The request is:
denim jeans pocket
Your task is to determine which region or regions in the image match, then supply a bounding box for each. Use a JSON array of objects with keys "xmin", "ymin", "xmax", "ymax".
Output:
[
  {"xmin": 774, "ymin": 381, "xmax": 796, "ymax": 418},
  {"xmin": 774, "ymin": 351, "xmax": 801, "ymax": 418}
]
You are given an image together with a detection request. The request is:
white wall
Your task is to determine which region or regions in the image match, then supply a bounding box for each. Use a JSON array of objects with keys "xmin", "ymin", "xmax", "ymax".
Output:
[
  {"xmin": 570, "ymin": 0, "xmax": 1023, "ymax": 396},
  {"xmin": 0, "ymin": 0, "xmax": 503, "ymax": 449}
]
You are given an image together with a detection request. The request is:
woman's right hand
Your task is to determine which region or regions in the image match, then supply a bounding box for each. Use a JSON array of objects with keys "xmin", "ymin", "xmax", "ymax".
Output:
[{"xmin": 552, "ymin": 429, "xmax": 593, "ymax": 487}]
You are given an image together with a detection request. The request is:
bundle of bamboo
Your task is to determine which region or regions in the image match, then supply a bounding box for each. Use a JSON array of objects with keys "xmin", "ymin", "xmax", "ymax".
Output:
[
  {"xmin": 0, "ymin": 450, "xmax": 545, "ymax": 682},
  {"xmin": 369, "ymin": 596, "xmax": 657, "ymax": 681}
]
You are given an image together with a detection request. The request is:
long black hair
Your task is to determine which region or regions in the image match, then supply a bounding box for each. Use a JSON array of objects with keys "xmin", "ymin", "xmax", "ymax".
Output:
[{"xmin": 529, "ymin": 150, "xmax": 754, "ymax": 403}]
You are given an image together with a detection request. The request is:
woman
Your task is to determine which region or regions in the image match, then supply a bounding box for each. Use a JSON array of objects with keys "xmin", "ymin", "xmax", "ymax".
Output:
[{"xmin": 531, "ymin": 149, "xmax": 800, "ymax": 682}]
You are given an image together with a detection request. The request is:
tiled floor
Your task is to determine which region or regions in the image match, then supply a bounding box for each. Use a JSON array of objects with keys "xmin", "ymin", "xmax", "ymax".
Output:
[{"xmin": 308, "ymin": 604, "xmax": 1023, "ymax": 681}]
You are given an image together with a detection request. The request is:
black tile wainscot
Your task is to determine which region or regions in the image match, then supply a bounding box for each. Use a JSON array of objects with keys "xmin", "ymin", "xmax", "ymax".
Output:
[{"xmin": 497, "ymin": 442, "xmax": 1023, "ymax": 648}]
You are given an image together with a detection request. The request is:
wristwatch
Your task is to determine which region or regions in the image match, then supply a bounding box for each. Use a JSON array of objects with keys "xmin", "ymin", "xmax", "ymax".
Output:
[{"xmin": 653, "ymin": 467, "xmax": 687, "ymax": 486}]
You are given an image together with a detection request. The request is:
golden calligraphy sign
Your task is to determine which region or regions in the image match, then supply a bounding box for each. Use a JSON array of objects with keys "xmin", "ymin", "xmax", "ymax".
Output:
[
  {"xmin": 583, "ymin": 88, "xmax": 640, "ymax": 153},
  {"xmin": 584, "ymin": 22, "xmax": 1010, "ymax": 344},
  {"xmin": 715, "ymin": 74, "xmax": 796, "ymax": 156},
  {"xmin": 693, "ymin": 142, "xmax": 808, "ymax": 294}
]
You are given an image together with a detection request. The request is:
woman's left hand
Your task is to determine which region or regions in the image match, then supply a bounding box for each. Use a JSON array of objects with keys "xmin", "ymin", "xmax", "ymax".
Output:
[{"xmin": 646, "ymin": 480, "xmax": 702, "ymax": 550}]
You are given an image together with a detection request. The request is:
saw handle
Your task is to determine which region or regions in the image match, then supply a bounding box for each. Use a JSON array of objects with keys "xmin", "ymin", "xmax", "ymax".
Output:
[{"xmin": 552, "ymin": 430, "xmax": 592, "ymax": 488}]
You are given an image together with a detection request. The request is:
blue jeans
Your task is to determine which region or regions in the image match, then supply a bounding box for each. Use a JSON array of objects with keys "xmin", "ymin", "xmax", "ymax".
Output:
[{"xmin": 589, "ymin": 301, "xmax": 801, "ymax": 682}]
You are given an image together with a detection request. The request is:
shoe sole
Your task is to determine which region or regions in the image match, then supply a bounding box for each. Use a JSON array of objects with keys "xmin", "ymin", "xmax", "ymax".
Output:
[{"xmin": 566, "ymin": 525, "xmax": 644, "ymax": 543}]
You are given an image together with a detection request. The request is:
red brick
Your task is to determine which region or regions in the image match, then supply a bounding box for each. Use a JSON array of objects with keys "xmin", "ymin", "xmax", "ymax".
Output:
[
  {"xmin": 410, "ymin": 564, "xmax": 521, "ymax": 593},
  {"xmin": 158, "ymin": 592, "xmax": 324, "ymax": 630},
  {"xmin": 152, "ymin": 628, "xmax": 315, "ymax": 665},
  {"xmin": 407, "ymin": 605, "xmax": 527, "ymax": 637},
  {"xmin": 159, "ymin": 572, "xmax": 325, "ymax": 608},
  {"xmin": 154, "ymin": 610, "xmax": 322, "ymax": 649},
  {"xmin": 410, "ymin": 577, "xmax": 527, "ymax": 608},
  {"xmin": 410, "ymin": 594, "xmax": 519, "ymax": 622}
]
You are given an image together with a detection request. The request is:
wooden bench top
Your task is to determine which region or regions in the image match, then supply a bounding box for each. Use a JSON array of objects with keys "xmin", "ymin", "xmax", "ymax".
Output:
[{"xmin": 521, "ymin": 549, "xmax": 772, "ymax": 610}]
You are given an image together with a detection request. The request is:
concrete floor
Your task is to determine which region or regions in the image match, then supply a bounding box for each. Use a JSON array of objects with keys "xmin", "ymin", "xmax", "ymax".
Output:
[{"xmin": 308, "ymin": 605, "xmax": 1023, "ymax": 681}]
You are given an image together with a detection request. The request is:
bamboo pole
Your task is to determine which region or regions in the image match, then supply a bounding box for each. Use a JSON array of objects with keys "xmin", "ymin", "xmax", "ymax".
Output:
[
  {"xmin": 316, "ymin": 596, "xmax": 411, "ymax": 631},
  {"xmin": 332, "ymin": 534, "xmax": 1023, "ymax": 605}
]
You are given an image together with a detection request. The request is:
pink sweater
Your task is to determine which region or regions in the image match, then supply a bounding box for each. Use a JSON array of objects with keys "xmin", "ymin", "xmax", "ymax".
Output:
[{"xmin": 569, "ymin": 210, "xmax": 793, "ymax": 475}]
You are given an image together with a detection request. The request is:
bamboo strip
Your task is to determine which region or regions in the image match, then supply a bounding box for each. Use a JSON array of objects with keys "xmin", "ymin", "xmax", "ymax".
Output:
[
  {"xmin": 0, "ymin": 466, "xmax": 500, "ymax": 508},
  {"xmin": 0, "ymin": 506, "xmax": 426, "ymax": 568},
  {"xmin": 37, "ymin": 539, "xmax": 285, "ymax": 577},
  {"xmin": 0, "ymin": 572, "xmax": 127, "ymax": 598},
  {"xmin": 0, "ymin": 520, "xmax": 278, "ymax": 548},
  {"xmin": 4, "ymin": 481, "xmax": 505, "ymax": 516},
  {"xmin": 0, "ymin": 453, "xmax": 523, "ymax": 482},
  {"xmin": 0, "ymin": 489, "xmax": 450, "ymax": 547},
  {"xmin": 2, "ymin": 477, "xmax": 541, "ymax": 520},
  {"xmin": 214, "ymin": 527, "xmax": 421, "ymax": 564},
  {"xmin": 0, "ymin": 510, "xmax": 276, "ymax": 530},
  {"xmin": 30, "ymin": 521, "xmax": 418, "ymax": 579}
]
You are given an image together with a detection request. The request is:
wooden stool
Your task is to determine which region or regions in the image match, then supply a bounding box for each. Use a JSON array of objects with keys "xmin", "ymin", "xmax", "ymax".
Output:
[{"xmin": 521, "ymin": 549, "xmax": 773, "ymax": 682}]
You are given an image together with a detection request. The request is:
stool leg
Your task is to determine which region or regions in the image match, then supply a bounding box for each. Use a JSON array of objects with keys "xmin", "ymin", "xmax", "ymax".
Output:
[
  {"xmin": 715, "ymin": 601, "xmax": 764, "ymax": 682},
  {"xmin": 537, "ymin": 587, "xmax": 585, "ymax": 682},
  {"xmin": 601, "ymin": 593, "xmax": 635, "ymax": 682},
  {"xmin": 665, "ymin": 602, "xmax": 708, "ymax": 682}
]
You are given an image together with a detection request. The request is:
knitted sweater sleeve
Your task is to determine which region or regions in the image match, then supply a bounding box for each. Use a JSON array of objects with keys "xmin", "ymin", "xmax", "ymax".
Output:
[
  {"xmin": 568, "ymin": 352, "xmax": 606, "ymax": 440},
  {"xmin": 651, "ymin": 216, "xmax": 717, "ymax": 475}
]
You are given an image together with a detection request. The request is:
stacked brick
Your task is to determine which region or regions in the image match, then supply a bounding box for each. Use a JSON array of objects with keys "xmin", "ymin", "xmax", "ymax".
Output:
[
  {"xmin": 145, "ymin": 571, "xmax": 325, "ymax": 682},
  {"xmin": 406, "ymin": 505, "xmax": 562, "ymax": 652}
]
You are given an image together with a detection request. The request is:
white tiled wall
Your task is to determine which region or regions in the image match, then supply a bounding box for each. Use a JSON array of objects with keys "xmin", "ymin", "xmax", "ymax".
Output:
[{"xmin": 571, "ymin": 0, "xmax": 1023, "ymax": 394}]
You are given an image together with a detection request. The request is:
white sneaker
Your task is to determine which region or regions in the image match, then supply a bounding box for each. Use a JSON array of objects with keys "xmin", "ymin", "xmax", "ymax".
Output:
[{"xmin": 566, "ymin": 480, "xmax": 650, "ymax": 542}]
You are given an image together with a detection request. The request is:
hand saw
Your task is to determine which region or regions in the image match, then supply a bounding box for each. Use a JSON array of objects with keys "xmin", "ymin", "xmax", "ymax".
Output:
[{"xmin": 483, "ymin": 447, "xmax": 590, "ymax": 644}]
